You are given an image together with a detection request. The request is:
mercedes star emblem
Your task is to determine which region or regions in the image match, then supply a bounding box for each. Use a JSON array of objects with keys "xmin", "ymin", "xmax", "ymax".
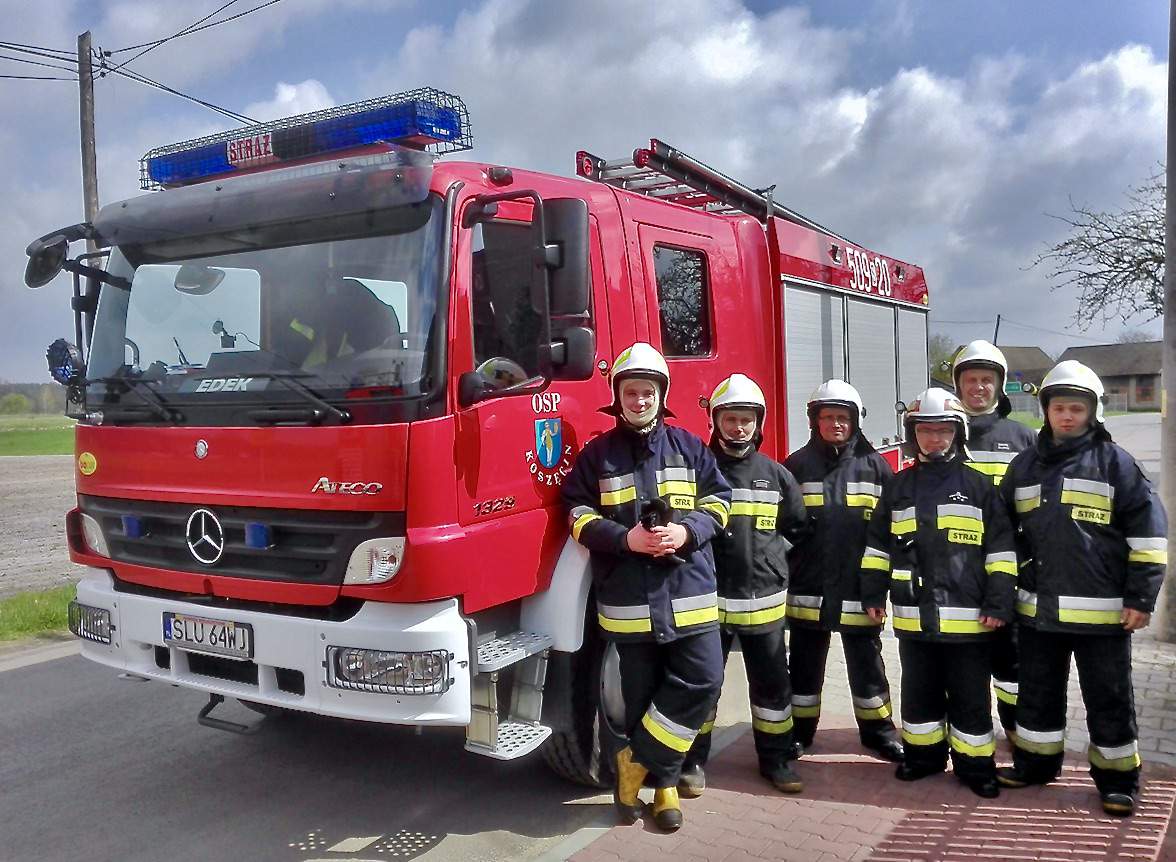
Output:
[
  {"xmin": 194, "ymin": 439, "xmax": 209, "ymax": 459},
  {"xmin": 185, "ymin": 508, "xmax": 225, "ymax": 565}
]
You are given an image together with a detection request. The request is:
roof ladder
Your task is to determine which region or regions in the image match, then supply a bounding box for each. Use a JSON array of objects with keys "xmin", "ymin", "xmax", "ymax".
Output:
[{"xmin": 576, "ymin": 138, "xmax": 850, "ymax": 243}]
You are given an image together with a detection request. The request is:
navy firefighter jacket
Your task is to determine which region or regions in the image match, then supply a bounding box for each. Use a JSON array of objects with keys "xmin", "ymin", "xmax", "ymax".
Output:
[
  {"xmin": 1000, "ymin": 427, "xmax": 1168, "ymax": 635},
  {"xmin": 860, "ymin": 456, "xmax": 1017, "ymax": 642},
  {"xmin": 709, "ymin": 445, "xmax": 806, "ymax": 635},
  {"xmin": 562, "ymin": 420, "xmax": 733, "ymax": 644},
  {"xmin": 964, "ymin": 405, "xmax": 1037, "ymax": 486}
]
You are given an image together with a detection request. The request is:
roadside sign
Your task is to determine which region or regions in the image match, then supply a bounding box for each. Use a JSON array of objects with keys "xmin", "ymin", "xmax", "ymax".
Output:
[{"xmin": 1005, "ymin": 382, "xmax": 1023, "ymax": 394}]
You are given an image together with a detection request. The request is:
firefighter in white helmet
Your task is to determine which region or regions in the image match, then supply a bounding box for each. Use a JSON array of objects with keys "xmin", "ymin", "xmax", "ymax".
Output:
[
  {"xmin": 952, "ymin": 340, "xmax": 1037, "ymax": 739},
  {"xmin": 679, "ymin": 374, "xmax": 807, "ymax": 795},
  {"xmin": 562, "ymin": 343, "xmax": 731, "ymax": 831},
  {"xmin": 861, "ymin": 388, "xmax": 1016, "ymax": 798},
  {"xmin": 996, "ymin": 361, "xmax": 1167, "ymax": 817},
  {"xmin": 782, "ymin": 380, "xmax": 903, "ymax": 762}
]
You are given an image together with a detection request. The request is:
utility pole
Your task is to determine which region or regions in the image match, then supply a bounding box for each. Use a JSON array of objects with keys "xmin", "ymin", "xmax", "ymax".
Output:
[
  {"xmin": 77, "ymin": 31, "xmax": 99, "ymax": 252},
  {"xmin": 1155, "ymin": 2, "xmax": 1176, "ymax": 642},
  {"xmin": 992, "ymin": 314, "xmax": 1001, "ymax": 345}
]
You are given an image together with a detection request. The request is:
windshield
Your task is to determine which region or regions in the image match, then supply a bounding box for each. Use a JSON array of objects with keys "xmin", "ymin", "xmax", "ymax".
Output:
[{"xmin": 87, "ymin": 194, "xmax": 445, "ymax": 422}]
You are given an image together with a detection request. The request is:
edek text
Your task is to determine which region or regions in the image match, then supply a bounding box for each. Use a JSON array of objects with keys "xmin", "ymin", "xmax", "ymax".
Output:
[{"xmin": 195, "ymin": 377, "xmax": 255, "ymax": 392}]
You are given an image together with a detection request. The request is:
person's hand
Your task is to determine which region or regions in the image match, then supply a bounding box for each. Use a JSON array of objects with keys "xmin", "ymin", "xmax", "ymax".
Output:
[
  {"xmin": 867, "ymin": 607, "xmax": 886, "ymax": 623},
  {"xmin": 651, "ymin": 523, "xmax": 689, "ymax": 556},
  {"xmin": 625, "ymin": 524, "xmax": 662, "ymax": 555},
  {"xmin": 1122, "ymin": 608, "xmax": 1151, "ymax": 631},
  {"xmin": 980, "ymin": 615, "xmax": 1005, "ymax": 629}
]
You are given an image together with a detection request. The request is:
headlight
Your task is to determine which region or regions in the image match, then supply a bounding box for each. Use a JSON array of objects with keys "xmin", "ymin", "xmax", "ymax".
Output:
[
  {"xmin": 68, "ymin": 602, "xmax": 112, "ymax": 644},
  {"xmin": 79, "ymin": 513, "xmax": 110, "ymax": 557},
  {"xmin": 343, "ymin": 537, "xmax": 406, "ymax": 585},
  {"xmin": 325, "ymin": 646, "xmax": 450, "ymax": 695}
]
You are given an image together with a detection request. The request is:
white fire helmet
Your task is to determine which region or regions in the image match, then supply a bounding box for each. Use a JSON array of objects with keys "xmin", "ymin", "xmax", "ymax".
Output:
[
  {"xmin": 807, "ymin": 380, "xmax": 864, "ymax": 432},
  {"xmin": 610, "ymin": 341, "xmax": 670, "ymax": 399},
  {"xmin": 1039, "ymin": 360, "xmax": 1105, "ymax": 425},
  {"xmin": 952, "ymin": 340, "xmax": 1008, "ymax": 390},
  {"xmin": 710, "ymin": 373, "xmax": 767, "ymax": 446},
  {"xmin": 904, "ymin": 387, "xmax": 969, "ymax": 457}
]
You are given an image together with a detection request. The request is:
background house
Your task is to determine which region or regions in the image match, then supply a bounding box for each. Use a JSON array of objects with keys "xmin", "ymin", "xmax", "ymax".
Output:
[{"xmin": 1056, "ymin": 341, "xmax": 1163, "ymax": 411}]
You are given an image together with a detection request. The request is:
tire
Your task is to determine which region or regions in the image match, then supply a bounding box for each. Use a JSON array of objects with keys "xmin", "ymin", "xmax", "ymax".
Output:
[{"xmin": 541, "ymin": 608, "xmax": 626, "ymax": 788}]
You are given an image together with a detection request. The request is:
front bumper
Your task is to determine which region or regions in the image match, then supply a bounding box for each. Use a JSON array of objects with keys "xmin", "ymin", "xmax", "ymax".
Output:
[{"xmin": 72, "ymin": 567, "xmax": 472, "ymax": 725}]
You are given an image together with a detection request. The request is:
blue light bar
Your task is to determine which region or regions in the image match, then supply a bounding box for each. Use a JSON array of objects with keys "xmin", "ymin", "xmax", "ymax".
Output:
[{"xmin": 141, "ymin": 88, "xmax": 471, "ymax": 189}]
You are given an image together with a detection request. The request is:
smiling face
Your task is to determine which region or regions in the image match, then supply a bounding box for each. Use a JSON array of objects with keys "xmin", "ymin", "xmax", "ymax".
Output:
[
  {"xmin": 718, "ymin": 408, "xmax": 758, "ymax": 443},
  {"xmin": 619, "ymin": 377, "xmax": 660, "ymax": 427},
  {"xmin": 958, "ymin": 367, "xmax": 999, "ymax": 413},
  {"xmin": 1047, "ymin": 396, "xmax": 1092, "ymax": 439},
  {"xmin": 816, "ymin": 406, "xmax": 853, "ymax": 444}
]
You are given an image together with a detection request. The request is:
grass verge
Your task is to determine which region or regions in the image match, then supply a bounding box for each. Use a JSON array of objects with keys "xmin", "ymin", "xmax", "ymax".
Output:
[
  {"xmin": 0, "ymin": 585, "xmax": 76, "ymax": 641},
  {"xmin": 0, "ymin": 413, "xmax": 75, "ymax": 456}
]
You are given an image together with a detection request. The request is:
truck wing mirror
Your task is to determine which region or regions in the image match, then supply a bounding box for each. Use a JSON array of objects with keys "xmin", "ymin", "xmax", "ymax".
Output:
[
  {"xmin": 541, "ymin": 198, "xmax": 589, "ymax": 317},
  {"xmin": 547, "ymin": 326, "xmax": 595, "ymax": 380},
  {"xmin": 25, "ymin": 235, "xmax": 69, "ymax": 288}
]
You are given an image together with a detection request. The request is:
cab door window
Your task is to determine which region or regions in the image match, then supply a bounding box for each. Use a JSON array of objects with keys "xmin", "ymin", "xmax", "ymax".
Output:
[
  {"xmin": 653, "ymin": 244, "xmax": 712, "ymax": 357},
  {"xmin": 470, "ymin": 220, "xmax": 542, "ymax": 388}
]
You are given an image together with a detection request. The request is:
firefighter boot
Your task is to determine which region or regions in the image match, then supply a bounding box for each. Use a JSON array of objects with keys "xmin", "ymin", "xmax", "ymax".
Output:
[
  {"xmin": 677, "ymin": 763, "xmax": 706, "ymax": 798},
  {"xmin": 614, "ymin": 747, "xmax": 647, "ymax": 824},
  {"xmin": 761, "ymin": 762, "xmax": 804, "ymax": 793},
  {"xmin": 1101, "ymin": 792, "xmax": 1136, "ymax": 817},
  {"xmin": 652, "ymin": 787, "xmax": 683, "ymax": 831}
]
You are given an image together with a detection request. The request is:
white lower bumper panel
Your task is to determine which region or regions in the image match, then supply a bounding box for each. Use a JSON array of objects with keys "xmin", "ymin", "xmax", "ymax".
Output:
[{"xmin": 73, "ymin": 568, "xmax": 471, "ymax": 725}]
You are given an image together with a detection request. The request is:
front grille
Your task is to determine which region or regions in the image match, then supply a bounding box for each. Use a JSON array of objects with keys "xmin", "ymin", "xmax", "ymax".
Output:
[{"xmin": 81, "ymin": 495, "xmax": 404, "ymax": 586}]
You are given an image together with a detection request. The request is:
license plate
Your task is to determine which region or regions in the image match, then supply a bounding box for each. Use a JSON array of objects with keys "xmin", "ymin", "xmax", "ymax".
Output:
[{"xmin": 163, "ymin": 612, "xmax": 253, "ymax": 661}]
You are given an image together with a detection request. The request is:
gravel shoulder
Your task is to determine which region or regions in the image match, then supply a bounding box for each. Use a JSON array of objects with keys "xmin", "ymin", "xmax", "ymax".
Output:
[{"xmin": 0, "ymin": 455, "xmax": 85, "ymax": 599}]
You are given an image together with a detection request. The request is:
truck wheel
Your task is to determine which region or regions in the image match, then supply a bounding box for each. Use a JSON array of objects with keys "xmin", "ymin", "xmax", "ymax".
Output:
[{"xmin": 541, "ymin": 618, "xmax": 626, "ymax": 788}]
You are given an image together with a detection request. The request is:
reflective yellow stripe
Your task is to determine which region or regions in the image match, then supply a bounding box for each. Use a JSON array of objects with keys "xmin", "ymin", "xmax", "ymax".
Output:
[
  {"xmin": 674, "ymin": 606, "xmax": 719, "ymax": 628},
  {"xmin": 995, "ymin": 688, "xmax": 1017, "ymax": 706},
  {"xmin": 792, "ymin": 705, "xmax": 820, "ymax": 718},
  {"xmin": 785, "ymin": 605, "xmax": 821, "ymax": 621},
  {"xmin": 698, "ymin": 720, "xmax": 714, "ymax": 735},
  {"xmin": 641, "ymin": 713, "xmax": 693, "ymax": 753},
  {"xmin": 939, "ymin": 619, "xmax": 988, "ymax": 635},
  {"xmin": 966, "ymin": 461, "xmax": 1007, "ymax": 479},
  {"xmin": 289, "ymin": 318, "xmax": 315, "ymax": 340},
  {"xmin": 902, "ymin": 726, "xmax": 945, "ymax": 746},
  {"xmin": 1015, "ymin": 498, "xmax": 1040, "ymax": 514},
  {"xmin": 802, "ymin": 494, "xmax": 823, "ymax": 507},
  {"xmin": 862, "ymin": 556, "xmax": 891, "ymax": 572},
  {"xmin": 985, "ymin": 560, "xmax": 1018, "ymax": 576},
  {"xmin": 722, "ymin": 604, "xmax": 787, "ymax": 627},
  {"xmin": 1057, "ymin": 608, "xmax": 1122, "ymax": 625},
  {"xmin": 950, "ymin": 734, "xmax": 996, "ymax": 758},
  {"xmin": 937, "ymin": 515, "xmax": 984, "ymax": 533},
  {"xmin": 1129, "ymin": 549, "xmax": 1167, "ymax": 564},
  {"xmin": 699, "ymin": 501, "xmax": 730, "ymax": 527},
  {"xmin": 854, "ymin": 703, "xmax": 892, "ymax": 720},
  {"xmin": 597, "ymin": 614, "xmax": 652, "ymax": 634},
  {"xmin": 890, "ymin": 519, "xmax": 916, "ymax": 536},
  {"xmin": 730, "ymin": 501, "xmax": 778, "ymax": 517},
  {"xmin": 840, "ymin": 612, "xmax": 879, "ymax": 627},
  {"xmin": 893, "ymin": 616, "xmax": 922, "ymax": 632},
  {"xmin": 571, "ymin": 513, "xmax": 600, "ymax": 541},
  {"xmin": 1061, "ymin": 490, "xmax": 1112, "ymax": 511},
  {"xmin": 657, "ymin": 480, "xmax": 697, "ymax": 497},
  {"xmin": 1088, "ymin": 745, "xmax": 1141, "ymax": 772},
  {"xmin": 752, "ymin": 716, "xmax": 794, "ymax": 734},
  {"xmin": 600, "ymin": 486, "xmax": 637, "ymax": 506},
  {"xmin": 845, "ymin": 494, "xmax": 879, "ymax": 508},
  {"xmin": 1014, "ymin": 735, "xmax": 1064, "ymax": 756}
]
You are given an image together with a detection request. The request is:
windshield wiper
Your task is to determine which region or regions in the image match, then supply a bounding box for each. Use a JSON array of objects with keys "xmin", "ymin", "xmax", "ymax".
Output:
[
  {"xmin": 88, "ymin": 376, "xmax": 183, "ymax": 423},
  {"xmin": 240, "ymin": 372, "xmax": 351, "ymax": 425}
]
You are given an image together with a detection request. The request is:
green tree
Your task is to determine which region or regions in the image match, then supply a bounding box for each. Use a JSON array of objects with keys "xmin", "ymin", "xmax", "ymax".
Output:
[
  {"xmin": 0, "ymin": 393, "xmax": 33, "ymax": 414},
  {"xmin": 1034, "ymin": 168, "xmax": 1164, "ymax": 327}
]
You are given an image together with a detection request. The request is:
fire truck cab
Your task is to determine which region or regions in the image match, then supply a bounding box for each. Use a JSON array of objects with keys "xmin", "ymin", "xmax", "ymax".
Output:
[{"xmin": 27, "ymin": 90, "xmax": 929, "ymax": 787}]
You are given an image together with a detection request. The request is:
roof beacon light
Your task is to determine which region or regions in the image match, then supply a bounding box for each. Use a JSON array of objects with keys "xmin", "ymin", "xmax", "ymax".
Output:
[{"xmin": 140, "ymin": 88, "xmax": 472, "ymax": 190}]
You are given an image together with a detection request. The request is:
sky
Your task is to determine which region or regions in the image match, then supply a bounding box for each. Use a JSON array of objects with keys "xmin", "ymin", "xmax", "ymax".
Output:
[{"xmin": 0, "ymin": 0, "xmax": 1168, "ymax": 382}]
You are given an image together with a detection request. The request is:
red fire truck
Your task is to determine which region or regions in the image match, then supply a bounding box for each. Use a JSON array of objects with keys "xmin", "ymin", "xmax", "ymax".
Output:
[{"xmin": 26, "ymin": 89, "xmax": 929, "ymax": 787}]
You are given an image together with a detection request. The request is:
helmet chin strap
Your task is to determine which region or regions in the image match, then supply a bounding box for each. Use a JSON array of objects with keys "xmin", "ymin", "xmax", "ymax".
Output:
[
  {"xmin": 719, "ymin": 438, "xmax": 754, "ymax": 458},
  {"xmin": 919, "ymin": 446, "xmax": 956, "ymax": 462}
]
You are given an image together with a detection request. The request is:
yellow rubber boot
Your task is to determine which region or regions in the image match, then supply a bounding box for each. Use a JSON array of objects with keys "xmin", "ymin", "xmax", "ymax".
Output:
[
  {"xmin": 614, "ymin": 747, "xmax": 648, "ymax": 824},
  {"xmin": 652, "ymin": 787, "xmax": 683, "ymax": 831}
]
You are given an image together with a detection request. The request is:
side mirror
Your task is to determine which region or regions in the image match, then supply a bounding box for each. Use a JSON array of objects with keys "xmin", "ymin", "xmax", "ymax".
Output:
[
  {"xmin": 175, "ymin": 264, "xmax": 225, "ymax": 295},
  {"xmin": 547, "ymin": 326, "xmax": 596, "ymax": 380},
  {"xmin": 458, "ymin": 369, "xmax": 547, "ymax": 408},
  {"xmin": 542, "ymin": 198, "xmax": 590, "ymax": 316},
  {"xmin": 25, "ymin": 236, "xmax": 69, "ymax": 288}
]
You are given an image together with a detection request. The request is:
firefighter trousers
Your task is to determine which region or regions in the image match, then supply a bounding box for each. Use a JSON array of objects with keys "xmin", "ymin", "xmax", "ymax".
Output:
[
  {"xmin": 898, "ymin": 639, "xmax": 996, "ymax": 783},
  {"xmin": 990, "ymin": 623, "xmax": 1019, "ymax": 733},
  {"xmin": 1012, "ymin": 627, "xmax": 1140, "ymax": 796},
  {"xmin": 616, "ymin": 630, "xmax": 725, "ymax": 788},
  {"xmin": 683, "ymin": 627, "xmax": 796, "ymax": 773},
  {"xmin": 787, "ymin": 627, "xmax": 899, "ymax": 749}
]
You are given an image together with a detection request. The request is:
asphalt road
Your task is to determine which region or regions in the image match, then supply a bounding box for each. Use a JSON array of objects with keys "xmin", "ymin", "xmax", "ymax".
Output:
[{"xmin": 0, "ymin": 647, "xmax": 618, "ymax": 862}]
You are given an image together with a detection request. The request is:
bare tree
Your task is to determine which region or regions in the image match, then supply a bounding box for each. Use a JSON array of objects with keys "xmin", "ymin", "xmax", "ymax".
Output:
[
  {"xmin": 1033, "ymin": 168, "xmax": 1164, "ymax": 327},
  {"xmin": 1115, "ymin": 328, "xmax": 1155, "ymax": 344}
]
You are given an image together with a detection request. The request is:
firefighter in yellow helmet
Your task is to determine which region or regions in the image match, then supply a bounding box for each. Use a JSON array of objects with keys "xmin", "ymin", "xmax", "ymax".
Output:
[
  {"xmin": 561, "ymin": 343, "xmax": 731, "ymax": 831},
  {"xmin": 861, "ymin": 388, "xmax": 1016, "ymax": 798},
  {"xmin": 952, "ymin": 340, "xmax": 1037, "ymax": 739},
  {"xmin": 996, "ymin": 362, "xmax": 1168, "ymax": 817},
  {"xmin": 680, "ymin": 374, "xmax": 807, "ymax": 795}
]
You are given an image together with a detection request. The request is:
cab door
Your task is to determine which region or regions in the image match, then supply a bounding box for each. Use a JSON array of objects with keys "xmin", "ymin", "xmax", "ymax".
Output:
[{"xmin": 451, "ymin": 199, "xmax": 615, "ymax": 536}]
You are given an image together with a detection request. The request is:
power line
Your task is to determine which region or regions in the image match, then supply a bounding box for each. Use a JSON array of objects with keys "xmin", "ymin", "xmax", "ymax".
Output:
[
  {"xmin": 0, "ymin": 73, "xmax": 75, "ymax": 81},
  {"xmin": 0, "ymin": 41, "xmax": 78, "ymax": 63},
  {"xmin": 111, "ymin": 0, "xmax": 244, "ymax": 71},
  {"xmin": 0, "ymin": 52, "xmax": 79, "ymax": 75},
  {"xmin": 998, "ymin": 318, "xmax": 1108, "ymax": 343},
  {"xmin": 108, "ymin": 0, "xmax": 284, "ymax": 56},
  {"xmin": 99, "ymin": 63, "xmax": 256, "ymax": 124}
]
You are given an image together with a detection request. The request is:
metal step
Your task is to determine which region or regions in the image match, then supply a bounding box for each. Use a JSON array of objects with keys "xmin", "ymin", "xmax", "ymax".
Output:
[
  {"xmin": 464, "ymin": 720, "xmax": 552, "ymax": 761},
  {"xmin": 476, "ymin": 631, "xmax": 552, "ymax": 673}
]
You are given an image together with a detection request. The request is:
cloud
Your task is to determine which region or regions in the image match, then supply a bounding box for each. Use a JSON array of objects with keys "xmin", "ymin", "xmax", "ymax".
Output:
[{"xmin": 244, "ymin": 80, "xmax": 336, "ymax": 121}]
